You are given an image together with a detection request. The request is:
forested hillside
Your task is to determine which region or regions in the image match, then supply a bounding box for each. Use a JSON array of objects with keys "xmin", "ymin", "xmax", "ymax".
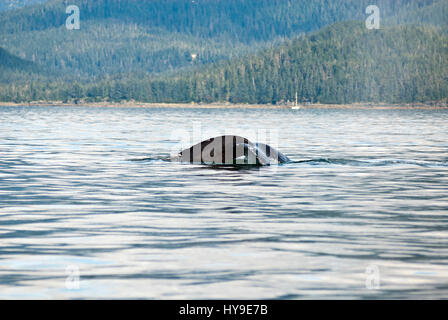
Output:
[
  {"xmin": 0, "ymin": 0, "xmax": 447, "ymax": 104},
  {"xmin": 2, "ymin": 23, "xmax": 447, "ymax": 104},
  {"xmin": 1, "ymin": 21, "xmax": 261, "ymax": 78},
  {"xmin": 0, "ymin": 0, "xmax": 442, "ymax": 79},
  {"xmin": 173, "ymin": 23, "xmax": 448, "ymax": 104},
  {"xmin": 0, "ymin": 47, "xmax": 37, "ymax": 72},
  {"xmin": 390, "ymin": 0, "xmax": 448, "ymax": 27}
]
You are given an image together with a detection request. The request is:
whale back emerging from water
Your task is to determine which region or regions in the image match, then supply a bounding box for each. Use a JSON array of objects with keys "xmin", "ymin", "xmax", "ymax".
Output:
[{"xmin": 172, "ymin": 135, "xmax": 290, "ymax": 166}]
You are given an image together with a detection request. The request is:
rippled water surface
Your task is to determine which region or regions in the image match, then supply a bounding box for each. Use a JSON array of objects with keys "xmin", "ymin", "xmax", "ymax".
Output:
[{"xmin": 1, "ymin": 105, "xmax": 448, "ymax": 299}]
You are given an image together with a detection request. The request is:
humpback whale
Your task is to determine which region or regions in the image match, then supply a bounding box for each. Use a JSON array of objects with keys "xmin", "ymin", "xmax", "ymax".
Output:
[{"xmin": 171, "ymin": 135, "xmax": 290, "ymax": 166}]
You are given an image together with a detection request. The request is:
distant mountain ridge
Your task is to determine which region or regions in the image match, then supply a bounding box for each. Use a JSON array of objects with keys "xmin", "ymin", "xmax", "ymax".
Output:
[
  {"xmin": 1, "ymin": 0, "xmax": 442, "ymax": 38},
  {"xmin": 0, "ymin": 0, "xmax": 445, "ymax": 79}
]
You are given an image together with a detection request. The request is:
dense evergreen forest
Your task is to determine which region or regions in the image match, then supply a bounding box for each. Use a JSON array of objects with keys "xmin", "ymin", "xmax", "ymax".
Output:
[
  {"xmin": 175, "ymin": 23, "xmax": 448, "ymax": 104},
  {"xmin": 0, "ymin": 0, "xmax": 447, "ymax": 104},
  {"xmin": 0, "ymin": 47, "xmax": 35, "ymax": 71}
]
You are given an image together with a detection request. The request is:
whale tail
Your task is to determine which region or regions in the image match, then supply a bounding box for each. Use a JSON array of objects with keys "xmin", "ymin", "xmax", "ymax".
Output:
[{"xmin": 172, "ymin": 135, "xmax": 290, "ymax": 166}]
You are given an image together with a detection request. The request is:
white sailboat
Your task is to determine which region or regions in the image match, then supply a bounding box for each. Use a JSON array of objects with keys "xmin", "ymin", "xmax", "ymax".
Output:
[{"xmin": 291, "ymin": 91, "xmax": 301, "ymax": 110}]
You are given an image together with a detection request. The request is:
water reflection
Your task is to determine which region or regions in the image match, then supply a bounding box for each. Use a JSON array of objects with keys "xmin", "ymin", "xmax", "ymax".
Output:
[{"xmin": 0, "ymin": 106, "xmax": 448, "ymax": 299}]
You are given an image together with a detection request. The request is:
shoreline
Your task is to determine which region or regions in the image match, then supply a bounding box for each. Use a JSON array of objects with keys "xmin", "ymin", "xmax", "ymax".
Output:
[{"xmin": 0, "ymin": 101, "xmax": 447, "ymax": 110}]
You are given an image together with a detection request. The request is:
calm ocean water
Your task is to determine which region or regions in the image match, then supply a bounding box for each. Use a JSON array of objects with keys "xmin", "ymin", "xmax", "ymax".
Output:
[{"xmin": 0, "ymin": 105, "xmax": 447, "ymax": 299}]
